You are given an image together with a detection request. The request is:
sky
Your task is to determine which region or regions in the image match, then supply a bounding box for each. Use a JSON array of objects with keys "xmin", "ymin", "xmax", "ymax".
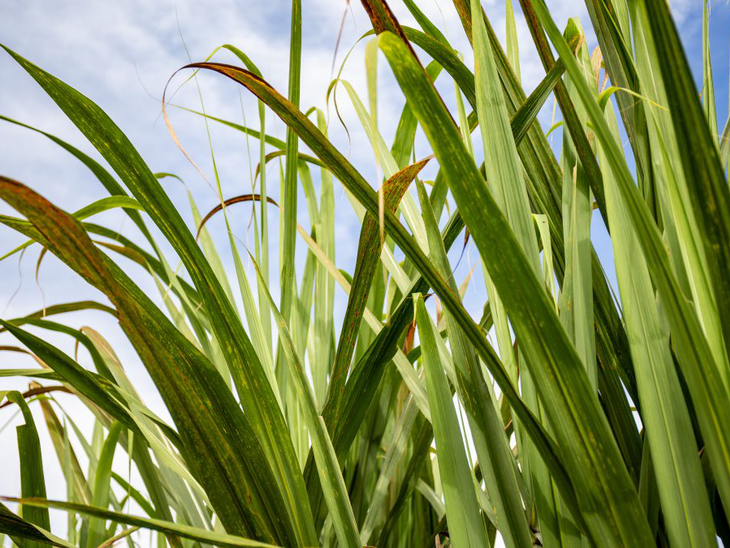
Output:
[{"xmin": 0, "ymin": 0, "xmax": 728, "ymax": 544}]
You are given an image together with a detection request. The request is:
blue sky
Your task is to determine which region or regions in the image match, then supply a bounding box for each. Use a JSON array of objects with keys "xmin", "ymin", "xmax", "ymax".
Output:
[{"xmin": 0, "ymin": 0, "xmax": 726, "ymax": 542}]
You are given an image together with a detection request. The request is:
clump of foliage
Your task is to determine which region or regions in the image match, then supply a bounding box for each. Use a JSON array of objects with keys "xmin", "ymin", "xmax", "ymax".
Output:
[{"xmin": 1, "ymin": 0, "xmax": 730, "ymax": 546}]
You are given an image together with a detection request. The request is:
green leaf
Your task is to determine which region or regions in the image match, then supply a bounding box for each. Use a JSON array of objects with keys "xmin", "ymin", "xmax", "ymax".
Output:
[
  {"xmin": 325, "ymin": 158, "xmax": 429, "ymax": 428},
  {"xmin": 0, "ymin": 301, "xmax": 116, "ymax": 331},
  {"xmin": 0, "ymin": 176, "xmax": 299, "ymax": 545},
  {"xmin": 415, "ymin": 294, "xmax": 490, "ymax": 548},
  {"xmin": 303, "ymin": 210, "xmax": 465, "ymax": 525},
  {"xmin": 417, "ymin": 179, "xmax": 532, "ymax": 548},
  {"xmin": 377, "ymin": 30, "xmax": 653, "ymax": 546},
  {"xmin": 279, "ymin": 0, "xmax": 302, "ymax": 329},
  {"xmin": 2, "ymin": 196, "xmax": 144, "ymax": 262},
  {"xmin": 643, "ymin": 0, "xmax": 730, "ymax": 377},
  {"xmin": 183, "ymin": 58, "xmax": 580, "ymax": 535},
  {"xmin": 505, "ymin": 0, "xmax": 520, "ymax": 82},
  {"xmin": 602, "ymin": 101, "xmax": 716, "ymax": 547},
  {"xmin": 0, "ymin": 502, "xmax": 72, "ymax": 548},
  {"xmin": 531, "ymin": 0, "xmax": 730, "ymax": 525},
  {"xmin": 86, "ymin": 422, "xmax": 123, "ymax": 548},
  {"xmin": 0, "ymin": 321, "xmax": 138, "ymax": 434},
  {"xmin": 248, "ymin": 253, "xmax": 361, "ymax": 548},
  {"xmin": 3, "ymin": 499, "xmax": 277, "ymax": 548}
]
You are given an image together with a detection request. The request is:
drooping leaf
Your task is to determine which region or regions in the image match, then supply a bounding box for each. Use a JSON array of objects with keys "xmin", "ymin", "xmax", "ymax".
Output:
[
  {"xmin": 0, "ymin": 176, "xmax": 300, "ymax": 545},
  {"xmin": 0, "ymin": 502, "xmax": 72, "ymax": 548},
  {"xmin": 2, "ymin": 499, "xmax": 277, "ymax": 548},
  {"xmin": 1, "ymin": 46, "xmax": 317, "ymax": 545}
]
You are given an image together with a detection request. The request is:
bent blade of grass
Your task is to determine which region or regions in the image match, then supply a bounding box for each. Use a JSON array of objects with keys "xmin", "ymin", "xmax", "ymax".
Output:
[
  {"xmin": 3, "ymin": 499, "xmax": 278, "ymax": 548},
  {"xmin": 0, "ymin": 45, "xmax": 317, "ymax": 545},
  {"xmin": 0, "ymin": 321, "xmax": 139, "ymax": 435},
  {"xmin": 81, "ymin": 326, "xmax": 198, "ymax": 539},
  {"xmin": 0, "ymin": 177, "xmax": 300, "ymax": 545},
  {"xmin": 295, "ymin": 223, "xmax": 430, "ymax": 419},
  {"xmin": 0, "ymin": 114, "xmax": 156, "ymax": 249},
  {"xmin": 339, "ymin": 77, "xmax": 428, "ymax": 248},
  {"xmin": 4, "ymin": 320, "xmax": 209, "ymax": 523},
  {"xmin": 3, "ymin": 195, "xmax": 144, "ymax": 262},
  {"xmin": 0, "ymin": 301, "xmax": 116, "ymax": 331},
  {"xmin": 325, "ymin": 158, "xmax": 429, "ymax": 429},
  {"xmin": 304, "ymin": 211, "xmax": 465, "ymax": 520},
  {"xmin": 338, "ymin": 186, "xmax": 414, "ymax": 295},
  {"xmin": 0, "ymin": 502, "xmax": 73, "ymax": 548},
  {"xmin": 193, "ymin": 192, "xmax": 280, "ymax": 400}
]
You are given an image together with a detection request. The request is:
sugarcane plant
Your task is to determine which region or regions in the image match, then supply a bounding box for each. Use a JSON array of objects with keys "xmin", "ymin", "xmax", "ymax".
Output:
[{"xmin": 1, "ymin": 0, "xmax": 730, "ymax": 546}]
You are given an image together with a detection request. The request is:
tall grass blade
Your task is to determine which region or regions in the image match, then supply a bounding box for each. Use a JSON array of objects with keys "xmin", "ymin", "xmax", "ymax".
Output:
[
  {"xmin": 251, "ymin": 255, "xmax": 361, "ymax": 548},
  {"xmin": 3, "ymin": 499, "xmax": 278, "ymax": 548},
  {"xmin": 186, "ymin": 57, "xmax": 582, "ymax": 531},
  {"xmin": 325, "ymin": 158, "xmax": 428, "ymax": 427},
  {"xmin": 602, "ymin": 100, "xmax": 716, "ymax": 547},
  {"xmin": 86, "ymin": 422, "xmax": 122, "ymax": 548},
  {"xmin": 5, "ymin": 390, "xmax": 51, "ymax": 547},
  {"xmin": 415, "ymin": 294, "xmax": 490, "ymax": 548}
]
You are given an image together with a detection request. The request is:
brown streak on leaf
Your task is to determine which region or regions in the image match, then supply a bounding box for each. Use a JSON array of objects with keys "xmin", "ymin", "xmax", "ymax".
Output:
[
  {"xmin": 0, "ymin": 385, "xmax": 72, "ymax": 409},
  {"xmin": 196, "ymin": 194, "xmax": 279, "ymax": 240}
]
